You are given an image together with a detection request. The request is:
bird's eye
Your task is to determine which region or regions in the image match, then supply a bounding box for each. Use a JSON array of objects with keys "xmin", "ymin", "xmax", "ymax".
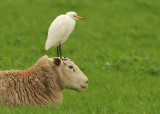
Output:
[{"xmin": 69, "ymin": 65, "xmax": 74, "ymax": 69}]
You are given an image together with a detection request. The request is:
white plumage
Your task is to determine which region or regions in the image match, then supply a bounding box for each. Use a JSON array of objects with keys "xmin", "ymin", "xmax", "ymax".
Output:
[{"xmin": 45, "ymin": 11, "xmax": 84, "ymax": 51}]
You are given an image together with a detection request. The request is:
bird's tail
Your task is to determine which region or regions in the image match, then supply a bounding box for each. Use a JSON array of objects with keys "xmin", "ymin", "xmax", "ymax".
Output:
[
  {"xmin": 45, "ymin": 40, "xmax": 49, "ymax": 51},
  {"xmin": 45, "ymin": 43, "xmax": 49, "ymax": 51},
  {"xmin": 45, "ymin": 39, "xmax": 53, "ymax": 50}
]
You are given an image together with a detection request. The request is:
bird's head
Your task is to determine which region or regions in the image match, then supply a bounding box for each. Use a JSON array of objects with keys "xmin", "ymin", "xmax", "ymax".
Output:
[{"xmin": 66, "ymin": 11, "xmax": 85, "ymax": 20}]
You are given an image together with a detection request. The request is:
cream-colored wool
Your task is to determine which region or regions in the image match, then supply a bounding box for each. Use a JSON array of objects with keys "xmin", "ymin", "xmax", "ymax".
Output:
[{"xmin": 0, "ymin": 55, "xmax": 88, "ymax": 107}]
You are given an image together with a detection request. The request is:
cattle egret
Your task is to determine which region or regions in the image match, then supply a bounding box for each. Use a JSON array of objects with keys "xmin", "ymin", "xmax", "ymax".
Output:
[{"xmin": 45, "ymin": 11, "xmax": 85, "ymax": 58}]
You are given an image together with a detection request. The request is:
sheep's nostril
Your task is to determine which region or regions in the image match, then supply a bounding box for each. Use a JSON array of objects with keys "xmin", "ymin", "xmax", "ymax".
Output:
[{"xmin": 86, "ymin": 80, "xmax": 88, "ymax": 84}]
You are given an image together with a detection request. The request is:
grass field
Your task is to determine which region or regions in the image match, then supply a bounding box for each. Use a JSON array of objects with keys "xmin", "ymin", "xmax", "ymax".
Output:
[{"xmin": 0, "ymin": 0, "xmax": 160, "ymax": 113}]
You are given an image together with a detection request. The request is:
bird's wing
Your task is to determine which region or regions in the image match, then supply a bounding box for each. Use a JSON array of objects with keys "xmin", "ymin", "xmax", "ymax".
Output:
[{"xmin": 45, "ymin": 15, "xmax": 75, "ymax": 50}]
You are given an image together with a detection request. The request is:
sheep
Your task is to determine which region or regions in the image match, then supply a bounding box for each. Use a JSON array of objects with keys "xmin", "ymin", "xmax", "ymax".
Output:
[{"xmin": 0, "ymin": 55, "xmax": 88, "ymax": 107}]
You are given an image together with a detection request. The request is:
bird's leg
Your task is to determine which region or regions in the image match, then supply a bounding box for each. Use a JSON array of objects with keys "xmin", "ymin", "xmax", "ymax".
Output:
[
  {"xmin": 59, "ymin": 44, "xmax": 65, "ymax": 65},
  {"xmin": 59, "ymin": 44, "xmax": 62, "ymax": 58},
  {"xmin": 57, "ymin": 46, "xmax": 59, "ymax": 57}
]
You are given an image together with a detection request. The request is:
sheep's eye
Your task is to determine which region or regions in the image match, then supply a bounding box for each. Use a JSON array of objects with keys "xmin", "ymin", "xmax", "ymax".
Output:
[{"xmin": 69, "ymin": 65, "xmax": 73, "ymax": 69}]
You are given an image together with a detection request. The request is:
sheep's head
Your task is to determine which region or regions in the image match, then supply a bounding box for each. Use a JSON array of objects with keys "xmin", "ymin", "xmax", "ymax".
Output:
[{"xmin": 50, "ymin": 57, "xmax": 88, "ymax": 92}]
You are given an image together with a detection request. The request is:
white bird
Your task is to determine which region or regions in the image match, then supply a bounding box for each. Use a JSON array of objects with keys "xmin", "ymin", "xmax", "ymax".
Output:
[{"xmin": 45, "ymin": 11, "xmax": 85, "ymax": 57}]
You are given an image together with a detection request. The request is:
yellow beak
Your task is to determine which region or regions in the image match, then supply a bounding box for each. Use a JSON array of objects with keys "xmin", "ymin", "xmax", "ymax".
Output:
[{"xmin": 74, "ymin": 15, "xmax": 85, "ymax": 20}]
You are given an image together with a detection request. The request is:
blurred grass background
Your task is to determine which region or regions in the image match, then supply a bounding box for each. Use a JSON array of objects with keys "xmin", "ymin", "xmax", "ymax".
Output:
[{"xmin": 0, "ymin": 0, "xmax": 160, "ymax": 113}]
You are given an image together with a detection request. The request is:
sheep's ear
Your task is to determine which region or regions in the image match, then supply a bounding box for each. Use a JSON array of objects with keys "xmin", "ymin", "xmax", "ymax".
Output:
[{"xmin": 53, "ymin": 58, "xmax": 61, "ymax": 66}]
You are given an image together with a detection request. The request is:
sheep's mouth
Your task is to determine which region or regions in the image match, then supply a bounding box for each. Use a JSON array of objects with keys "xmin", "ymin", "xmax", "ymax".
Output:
[
  {"xmin": 75, "ymin": 85, "xmax": 88, "ymax": 92},
  {"xmin": 80, "ymin": 85, "xmax": 87, "ymax": 89}
]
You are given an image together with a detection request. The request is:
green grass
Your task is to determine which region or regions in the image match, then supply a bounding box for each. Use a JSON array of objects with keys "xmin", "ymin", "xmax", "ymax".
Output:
[{"xmin": 0, "ymin": 0, "xmax": 160, "ymax": 113}]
